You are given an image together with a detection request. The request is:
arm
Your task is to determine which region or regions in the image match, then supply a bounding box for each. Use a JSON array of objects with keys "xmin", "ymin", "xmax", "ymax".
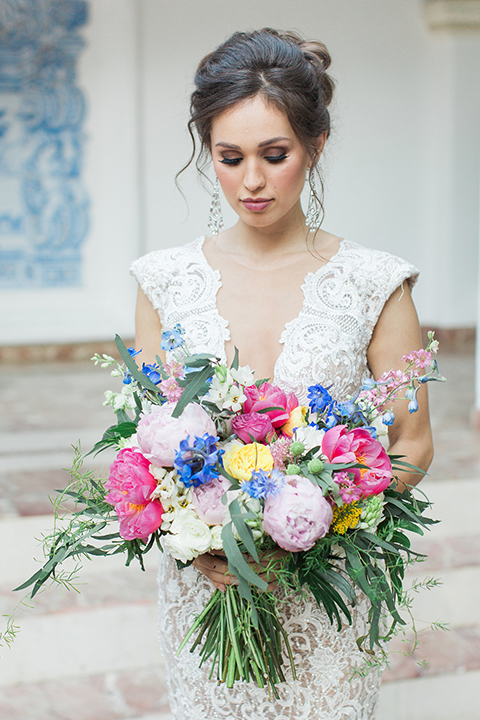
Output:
[
  {"xmin": 134, "ymin": 286, "xmax": 166, "ymax": 366},
  {"xmin": 367, "ymin": 282, "xmax": 434, "ymax": 492}
]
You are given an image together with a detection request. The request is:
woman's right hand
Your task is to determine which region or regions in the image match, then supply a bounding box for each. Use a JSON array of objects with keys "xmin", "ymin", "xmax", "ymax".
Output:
[{"xmin": 193, "ymin": 548, "xmax": 287, "ymax": 592}]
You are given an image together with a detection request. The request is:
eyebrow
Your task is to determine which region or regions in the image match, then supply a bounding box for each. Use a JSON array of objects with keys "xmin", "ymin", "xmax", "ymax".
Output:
[{"xmin": 214, "ymin": 136, "xmax": 292, "ymax": 150}]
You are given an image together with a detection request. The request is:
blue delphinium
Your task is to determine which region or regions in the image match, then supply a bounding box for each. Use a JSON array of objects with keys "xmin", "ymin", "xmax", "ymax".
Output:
[
  {"xmin": 241, "ymin": 469, "xmax": 285, "ymax": 499},
  {"xmin": 307, "ymin": 384, "xmax": 334, "ymax": 414},
  {"xmin": 142, "ymin": 362, "xmax": 162, "ymax": 384},
  {"xmin": 161, "ymin": 324, "xmax": 186, "ymax": 352},
  {"xmin": 174, "ymin": 433, "xmax": 221, "ymax": 488}
]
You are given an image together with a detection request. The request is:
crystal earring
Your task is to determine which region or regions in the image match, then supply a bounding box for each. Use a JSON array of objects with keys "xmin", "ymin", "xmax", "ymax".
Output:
[
  {"xmin": 208, "ymin": 176, "xmax": 224, "ymax": 236},
  {"xmin": 305, "ymin": 174, "xmax": 322, "ymax": 231}
]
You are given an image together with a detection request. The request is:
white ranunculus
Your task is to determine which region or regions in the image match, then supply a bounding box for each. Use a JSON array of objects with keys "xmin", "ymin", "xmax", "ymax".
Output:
[
  {"xmin": 163, "ymin": 508, "xmax": 212, "ymax": 563},
  {"xmin": 293, "ymin": 425, "xmax": 326, "ymax": 455}
]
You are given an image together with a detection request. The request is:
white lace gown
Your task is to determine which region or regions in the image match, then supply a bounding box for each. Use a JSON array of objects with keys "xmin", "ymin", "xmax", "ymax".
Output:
[{"xmin": 130, "ymin": 237, "xmax": 418, "ymax": 720}]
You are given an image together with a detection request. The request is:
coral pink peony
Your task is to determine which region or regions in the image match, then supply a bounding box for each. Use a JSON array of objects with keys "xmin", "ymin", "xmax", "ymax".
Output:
[
  {"xmin": 137, "ymin": 402, "xmax": 216, "ymax": 467},
  {"xmin": 263, "ymin": 475, "xmax": 333, "ymax": 551},
  {"xmin": 105, "ymin": 448, "xmax": 164, "ymax": 540},
  {"xmin": 243, "ymin": 383, "xmax": 298, "ymax": 429},
  {"xmin": 231, "ymin": 412, "xmax": 274, "ymax": 443},
  {"xmin": 322, "ymin": 425, "xmax": 392, "ymax": 496},
  {"xmin": 191, "ymin": 474, "xmax": 232, "ymax": 525}
]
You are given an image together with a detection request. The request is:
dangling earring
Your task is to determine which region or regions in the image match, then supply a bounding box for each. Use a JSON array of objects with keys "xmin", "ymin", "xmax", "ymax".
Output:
[
  {"xmin": 208, "ymin": 176, "xmax": 224, "ymax": 236},
  {"xmin": 305, "ymin": 173, "xmax": 322, "ymax": 231}
]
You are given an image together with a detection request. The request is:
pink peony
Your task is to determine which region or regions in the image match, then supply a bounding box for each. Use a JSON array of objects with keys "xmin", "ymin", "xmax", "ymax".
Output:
[
  {"xmin": 243, "ymin": 383, "xmax": 299, "ymax": 429},
  {"xmin": 105, "ymin": 448, "xmax": 164, "ymax": 540},
  {"xmin": 322, "ymin": 425, "xmax": 392, "ymax": 496},
  {"xmin": 232, "ymin": 412, "xmax": 275, "ymax": 443},
  {"xmin": 191, "ymin": 474, "xmax": 232, "ymax": 525},
  {"xmin": 263, "ymin": 475, "xmax": 333, "ymax": 551},
  {"xmin": 137, "ymin": 402, "xmax": 216, "ymax": 467}
]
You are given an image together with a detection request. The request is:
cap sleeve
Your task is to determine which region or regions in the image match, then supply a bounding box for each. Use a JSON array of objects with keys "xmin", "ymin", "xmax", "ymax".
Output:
[
  {"xmin": 130, "ymin": 250, "xmax": 171, "ymax": 317},
  {"xmin": 359, "ymin": 248, "xmax": 420, "ymax": 333}
]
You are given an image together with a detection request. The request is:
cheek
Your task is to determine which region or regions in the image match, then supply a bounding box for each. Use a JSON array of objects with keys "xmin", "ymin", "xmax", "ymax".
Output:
[
  {"xmin": 215, "ymin": 163, "xmax": 238, "ymax": 198},
  {"xmin": 274, "ymin": 159, "xmax": 308, "ymax": 196}
]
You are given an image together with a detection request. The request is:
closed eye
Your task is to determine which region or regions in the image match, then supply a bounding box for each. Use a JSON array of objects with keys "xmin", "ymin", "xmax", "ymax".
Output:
[
  {"xmin": 265, "ymin": 153, "xmax": 288, "ymax": 163},
  {"xmin": 219, "ymin": 153, "xmax": 289, "ymax": 166}
]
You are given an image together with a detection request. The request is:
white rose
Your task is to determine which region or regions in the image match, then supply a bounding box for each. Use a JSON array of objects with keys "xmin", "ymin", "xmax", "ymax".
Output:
[
  {"xmin": 163, "ymin": 508, "xmax": 212, "ymax": 563},
  {"xmin": 209, "ymin": 524, "xmax": 224, "ymax": 551}
]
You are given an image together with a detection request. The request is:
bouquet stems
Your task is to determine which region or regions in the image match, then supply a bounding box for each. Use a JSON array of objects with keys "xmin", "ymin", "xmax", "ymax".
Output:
[{"xmin": 177, "ymin": 585, "xmax": 296, "ymax": 697}]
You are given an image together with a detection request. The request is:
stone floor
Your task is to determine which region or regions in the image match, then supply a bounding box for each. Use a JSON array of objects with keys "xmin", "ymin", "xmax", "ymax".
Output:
[{"xmin": 0, "ymin": 349, "xmax": 479, "ymax": 720}]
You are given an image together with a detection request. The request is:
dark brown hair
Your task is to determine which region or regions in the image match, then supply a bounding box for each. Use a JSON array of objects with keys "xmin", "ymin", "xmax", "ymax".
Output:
[{"xmin": 179, "ymin": 28, "xmax": 335, "ymax": 222}]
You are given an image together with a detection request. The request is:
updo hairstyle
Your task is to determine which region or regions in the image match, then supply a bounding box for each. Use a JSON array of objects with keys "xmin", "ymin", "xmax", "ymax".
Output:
[{"xmin": 180, "ymin": 28, "xmax": 335, "ymax": 222}]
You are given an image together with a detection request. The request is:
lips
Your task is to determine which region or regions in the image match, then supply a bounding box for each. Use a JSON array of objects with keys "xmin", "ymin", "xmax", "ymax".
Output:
[{"xmin": 241, "ymin": 198, "xmax": 273, "ymax": 212}]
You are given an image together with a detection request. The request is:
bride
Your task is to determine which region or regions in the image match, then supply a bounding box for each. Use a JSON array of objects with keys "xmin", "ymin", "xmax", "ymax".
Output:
[{"xmin": 131, "ymin": 28, "xmax": 433, "ymax": 720}]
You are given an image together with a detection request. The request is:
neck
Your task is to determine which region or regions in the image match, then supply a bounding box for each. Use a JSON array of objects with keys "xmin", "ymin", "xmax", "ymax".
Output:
[{"xmin": 225, "ymin": 201, "xmax": 310, "ymax": 260}]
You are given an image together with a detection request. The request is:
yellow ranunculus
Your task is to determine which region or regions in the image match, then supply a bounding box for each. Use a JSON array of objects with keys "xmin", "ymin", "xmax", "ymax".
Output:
[
  {"xmin": 223, "ymin": 442, "xmax": 274, "ymax": 482},
  {"xmin": 281, "ymin": 406, "xmax": 308, "ymax": 438}
]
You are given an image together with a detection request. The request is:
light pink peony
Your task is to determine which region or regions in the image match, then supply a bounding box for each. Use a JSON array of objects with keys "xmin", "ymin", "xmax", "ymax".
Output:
[
  {"xmin": 136, "ymin": 402, "xmax": 216, "ymax": 467},
  {"xmin": 105, "ymin": 448, "xmax": 164, "ymax": 540},
  {"xmin": 191, "ymin": 474, "xmax": 232, "ymax": 525},
  {"xmin": 263, "ymin": 475, "xmax": 333, "ymax": 551},
  {"xmin": 322, "ymin": 425, "xmax": 392, "ymax": 496},
  {"xmin": 243, "ymin": 383, "xmax": 298, "ymax": 429},
  {"xmin": 232, "ymin": 412, "xmax": 275, "ymax": 443}
]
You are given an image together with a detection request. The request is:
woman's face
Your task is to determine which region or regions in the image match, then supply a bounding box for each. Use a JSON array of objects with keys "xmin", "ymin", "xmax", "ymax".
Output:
[{"xmin": 210, "ymin": 95, "xmax": 315, "ymax": 230}]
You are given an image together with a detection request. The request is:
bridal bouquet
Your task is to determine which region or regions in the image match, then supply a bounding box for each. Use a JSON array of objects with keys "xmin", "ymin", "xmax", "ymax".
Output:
[{"xmin": 12, "ymin": 326, "xmax": 444, "ymax": 694}]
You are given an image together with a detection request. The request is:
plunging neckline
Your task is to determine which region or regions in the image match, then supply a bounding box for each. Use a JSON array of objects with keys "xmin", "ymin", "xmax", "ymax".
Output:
[{"xmin": 195, "ymin": 236, "xmax": 347, "ymax": 384}]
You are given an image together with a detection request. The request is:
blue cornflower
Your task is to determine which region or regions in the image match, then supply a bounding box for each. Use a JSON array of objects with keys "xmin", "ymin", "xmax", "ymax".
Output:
[
  {"xmin": 241, "ymin": 469, "xmax": 285, "ymax": 499},
  {"xmin": 363, "ymin": 426, "xmax": 378, "ymax": 439},
  {"xmin": 307, "ymin": 384, "xmax": 334, "ymax": 414},
  {"xmin": 122, "ymin": 372, "xmax": 133, "ymax": 385},
  {"xmin": 174, "ymin": 433, "xmax": 221, "ymax": 488},
  {"xmin": 161, "ymin": 329, "xmax": 184, "ymax": 352},
  {"xmin": 142, "ymin": 362, "xmax": 162, "ymax": 384},
  {"xmin": 127, "ymin": 347, "xmax": 142, "ymax": 358}
]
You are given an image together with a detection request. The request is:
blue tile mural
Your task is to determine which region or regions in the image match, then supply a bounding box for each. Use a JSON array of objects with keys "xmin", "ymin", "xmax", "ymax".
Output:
[{"xmin": 0, "ymin": 0, "xmax": 89, "ymax": 288}]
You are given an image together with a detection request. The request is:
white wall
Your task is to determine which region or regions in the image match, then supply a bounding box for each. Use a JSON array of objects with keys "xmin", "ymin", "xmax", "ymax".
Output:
[
  {"xmin": 1, "ymin": 0, "xmax": 478, "ymax": 345},
  {"xmin": 0, "ymin": 0, "xmax": 141, "ymax": 345},
  {"xmin": 140, "ymin": 0, "xmax": 480, "ymax": 328}
]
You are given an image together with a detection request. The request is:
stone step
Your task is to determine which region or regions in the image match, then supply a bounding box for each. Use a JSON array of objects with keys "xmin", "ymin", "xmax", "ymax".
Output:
[
  {"xmin": 0, "ymin": 667, "xmax": 171, "ymax": 720},
  {"xmin": 377, "ymin": 668, "xmax": 480, "ymax": 720}
]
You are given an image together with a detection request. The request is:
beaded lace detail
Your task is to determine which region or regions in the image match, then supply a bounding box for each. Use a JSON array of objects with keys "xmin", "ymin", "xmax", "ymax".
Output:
[{"xmin": 130, "ymin": 238, "xmax": 418, "ymax": 720}]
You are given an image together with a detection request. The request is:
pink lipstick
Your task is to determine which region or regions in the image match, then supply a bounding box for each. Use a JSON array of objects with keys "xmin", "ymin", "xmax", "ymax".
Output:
[{"xmin": 241, "ymin": 198, "xmax": 273, "ymax": 212}]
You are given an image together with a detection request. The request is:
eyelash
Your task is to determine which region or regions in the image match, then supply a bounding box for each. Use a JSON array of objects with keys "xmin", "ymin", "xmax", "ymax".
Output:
[{"xmin": 219, "ymin": 153, "xmax": 288, "ymax": 166}]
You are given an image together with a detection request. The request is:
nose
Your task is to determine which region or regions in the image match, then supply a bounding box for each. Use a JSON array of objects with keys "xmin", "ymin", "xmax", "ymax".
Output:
[{"xmin": 243, "ymin": 158, "xmax": 266, "ymax": 193}]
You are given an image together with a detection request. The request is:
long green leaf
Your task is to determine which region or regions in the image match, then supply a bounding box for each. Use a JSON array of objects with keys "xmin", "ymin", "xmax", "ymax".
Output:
[
  {"xmin": 221, "ymin": 524, "xmax": 267, "ymax": 591},
  {"xmin": 172, "ymin": 365, "xmax": 214, "ymax": 418},
  {"xmin": 229, "ymin": 498, "xmax": 259, "ymax": 561},
  {"xmin": 115, "ymin": 335, "xmax": 160, "ymax": 392}
]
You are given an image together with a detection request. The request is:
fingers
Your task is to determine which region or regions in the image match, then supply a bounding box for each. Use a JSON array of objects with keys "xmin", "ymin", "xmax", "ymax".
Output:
[{"xmin": 193, "ymin": 553, "xmax": 238, "ymax": 592}]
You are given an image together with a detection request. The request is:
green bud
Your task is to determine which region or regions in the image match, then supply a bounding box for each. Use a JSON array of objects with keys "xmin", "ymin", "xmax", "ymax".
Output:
[
  {"xmin": 307, "ymin": 458, "xmax": 324, "ymax": 474},
  {"xmin": 286, "ymin": 464, "xmax": 301, "ymax": 475},
  {"xmin": 290, "ymin": 441, "xmax": 305, "ymax": 457},
  {"xmin": 215, "ymin": 365, "xmax": 228, "ymax": 383}
]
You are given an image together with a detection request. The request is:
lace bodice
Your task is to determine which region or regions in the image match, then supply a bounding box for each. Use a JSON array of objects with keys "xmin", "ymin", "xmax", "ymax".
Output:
[
  {"xmin": 130, "ymin": 237, "xmax": 418, "ymax": 404},
  {"xmin": 130, "ymin": 238, "xmax": 418, "ymax": 720}
]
